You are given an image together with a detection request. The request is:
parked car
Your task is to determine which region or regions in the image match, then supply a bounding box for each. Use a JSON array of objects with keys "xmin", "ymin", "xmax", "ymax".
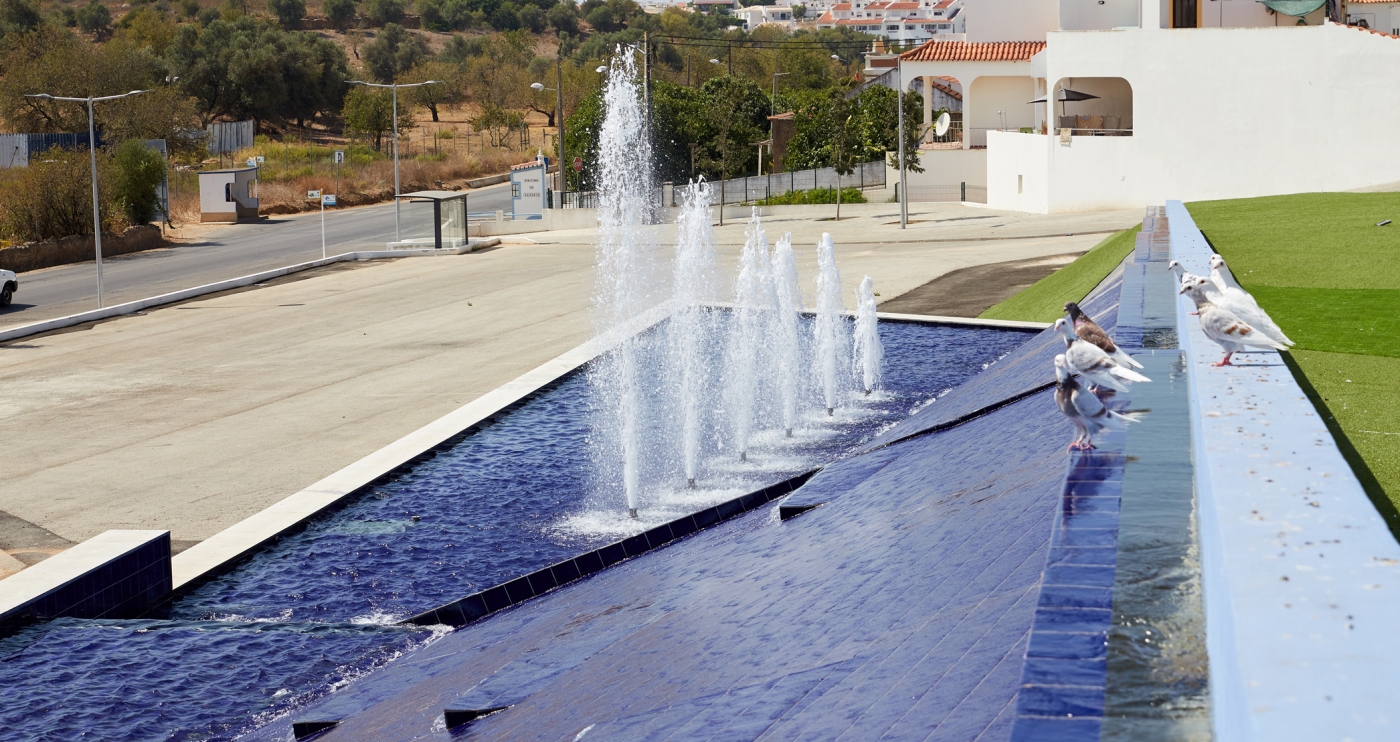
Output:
[{"xmin": 0, "ymin": 269, "xmax": 16, "ymax": 307}]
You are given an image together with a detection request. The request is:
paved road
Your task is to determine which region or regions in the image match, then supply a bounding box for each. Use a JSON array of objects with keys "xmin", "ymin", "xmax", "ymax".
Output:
[{"xmin": 0, "ymin": 182, "xmax": 513, "ymax": 330}]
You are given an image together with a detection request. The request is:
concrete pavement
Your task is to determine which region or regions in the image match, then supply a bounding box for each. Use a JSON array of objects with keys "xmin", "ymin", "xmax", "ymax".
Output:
[{"xmin": 0, "ymin": 201, "xmax": 1139, "ymax": 575}]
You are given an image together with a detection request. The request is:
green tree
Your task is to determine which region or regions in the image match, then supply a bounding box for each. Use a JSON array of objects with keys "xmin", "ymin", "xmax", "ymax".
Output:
[
  {"xmin": 0, "ymin": 0, "xmax": 41, "ymax": 38},
  {"xmin": 342, "ymin": 85, "xmax": 412, "ymax": 150},
  {"xmin": 324, "ymin": 0, "xmax": 356, "ymax": 29},
  {"xmin": 401, "ymin": 59, "xmax": 462, "ymax": 122},
  {"xmin": 267, "ymin": 0, "xmax": 306, "ymax": 28},
  {"xmin": 489, "ymin": 4, "xmax": 520, "ymax": 30},
  {"xmin": 545, "ymin": 2, "xmax": 577, "ymax": 35},
  {"xmin": 165, "ymin": 17, "xmax": 350, "ymax": 126},
  {"xmin": 361, "ymin": 23, "xmax": 428, "ymax": 83},
  {"xmin": 75, "ymin": 0, "xmax": 111, "ymax": 33},
  {"xmin": 0, "ymin": 147, "xmax": 120, "ymax": 241},
  {"xmin": 0, "ymin": 28, "xmax": 167, "ymax": 133},
  {"xmin": 519, "ymin": 4, "xmax": 545, "ymax": 32},
  {"xmin": 110, "ymin": 139, "xmax": 167, "ymax": 224},
  {"xmin": 364, "ymin": 0, "xmax": 404, "ymax": 25}
]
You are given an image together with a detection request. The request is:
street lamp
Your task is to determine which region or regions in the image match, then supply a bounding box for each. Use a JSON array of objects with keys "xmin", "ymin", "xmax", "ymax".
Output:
[
  {"xmin": 24, "ymin": 89, "xmax": 148, "ymax": 309},
  {"xmin": 347, "ymin": 79, "xmax": 442, "ymax": 243},
  {"xmin": 530, "ymin": 72, "xmax": 567, "ymax": 207}
]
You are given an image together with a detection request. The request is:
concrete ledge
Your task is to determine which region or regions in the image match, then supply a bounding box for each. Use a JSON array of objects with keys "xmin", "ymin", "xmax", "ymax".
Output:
[
  {"xmin": 169, "ymin": 301, "xmax": 676, "ymax": 591},
  {"xmin": 875, "ymin": 311, "xmax": 1050, "ymax": 330},
  {"xmin": 0, "ymin": 237, "xmax": 501, "ymax": 345},
  {"xmin": 1169, "ymin": 200, "xmax": 1400, "ymax": 741},
  {"xmin": 0, "ymin": 530, "xmax": 170, "ymax": 629}
]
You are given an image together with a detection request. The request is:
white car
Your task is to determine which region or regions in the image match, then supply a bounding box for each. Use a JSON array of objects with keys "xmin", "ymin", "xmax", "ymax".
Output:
[{"xmin": 0, "ymin": 269, "xmax": 15, "ymax": 308}]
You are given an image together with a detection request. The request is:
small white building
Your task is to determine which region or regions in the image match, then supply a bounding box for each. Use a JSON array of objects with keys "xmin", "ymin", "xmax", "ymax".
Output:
[
  {"xmin": 510, "ymin": 159, "xmax": 547, "ymax": 220},
  {"xmin": 198, "ymin": 167, "xmax": 259, "ymax": 223},
  {"xmin": 1348, "ymin": 0, "xmax": 1399, "ymax": 33},
  {"xmin": 737, "ymin": 4, "xmax": 796, "ymax": 28}
]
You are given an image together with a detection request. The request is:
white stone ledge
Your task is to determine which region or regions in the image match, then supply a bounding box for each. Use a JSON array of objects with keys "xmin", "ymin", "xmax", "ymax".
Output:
[
  {"xmin": 0, "ymin": 530, "xmax": 168, "ymax": 621},
  {"xmin": 1169, "ymin": 200, "xmax": 1400, "ymax": 742}
]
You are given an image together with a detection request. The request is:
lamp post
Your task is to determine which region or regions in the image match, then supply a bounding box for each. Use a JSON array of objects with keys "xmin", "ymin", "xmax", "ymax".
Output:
[
  {"xmin": 24, "ymin": 89, "xmax": 148, "ymax": 309},
  {"xmin": 347, "ymin": 79, "xmax": 442, "ymax": 243},
  {"xmin": 897, "ymin": 56, "xmax": 906, "ymax": 229},
  {"xmin": 530, "ymin": 70, "xmax": 567, "ymax": 207}
]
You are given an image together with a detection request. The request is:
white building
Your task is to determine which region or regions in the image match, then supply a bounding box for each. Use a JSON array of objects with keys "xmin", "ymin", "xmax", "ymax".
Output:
[
  {"xmin": 894, "ymin": 0, "xmax": 1400, "ymax": 212},
  {"xmin": 1347, "ymin": 0, "xmax": 1400, "ymax": 33},
  {"xmin": 736, "ymin": 4, "xmax": 797, "ymax": 28},
  {"xmin": 816, "ymin": 0, "xmax": 965, "ymax": 43}
]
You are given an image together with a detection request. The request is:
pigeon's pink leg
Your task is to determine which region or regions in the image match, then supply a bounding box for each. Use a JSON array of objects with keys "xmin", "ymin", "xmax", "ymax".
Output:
[
  {"xmin": 1188, "ymin": 311, "xmax": 1199, "ymax": 316},
  {"xmin": 1212, "ymin": 352, "xmax": 1234, "ymax": 367}
]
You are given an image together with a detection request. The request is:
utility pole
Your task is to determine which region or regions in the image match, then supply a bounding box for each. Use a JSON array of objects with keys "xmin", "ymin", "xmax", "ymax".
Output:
[
  {"xmin": 728, "ymin": 40, "xmax": 733, "ymax": 76},
  {"xmin": 556, "ymin": 51, "xmax": 566, "ymax": 205},
  {"xmin": 898, "ymin": 55, "xmax": 907, "ymax": 229},
  {"xmin": 348, "ymin": 79, "xmax": 443, "ymax": 242}
]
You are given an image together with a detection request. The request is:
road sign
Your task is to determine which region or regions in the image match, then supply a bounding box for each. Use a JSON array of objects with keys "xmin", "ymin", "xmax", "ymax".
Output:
[
  {"xmin": 247, "ymin": 158, "xmax": 257, "ymax": 167},
  {"xmin": 334, "ymin": 150, "xmax": 345, "ymax": 164},
  {"xmin": 573, "ymin": 157, "xmax": 583, "ymax": 172},
  {"xmin": 255, "ymin": 155, "xmax": 265, "ymax": 164},
  {"xmin": 307, "ymin": 189, "xmax": 321, "ymax": 199},
  {"xmin": 321, "ymin": 194, "xmax": 336, "ymax": 206}
]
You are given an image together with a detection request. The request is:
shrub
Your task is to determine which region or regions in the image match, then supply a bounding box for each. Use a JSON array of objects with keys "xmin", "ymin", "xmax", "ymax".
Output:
[
  {"xmin": 111, "ymin": 139, "xmax": 167, "ymax": 225},
  {"xmin": 0, "ymin": 147, "xmax": 121, "ymax": 242},
  {"xmin": 75, "ymin": 0, "xmax": 111, "ymax": 32},
  {"xmin": 323, "ymin": 0, "xmax": 354, "ymax": 28},
  {"xmin": 754, "ymin": 186, "xmax": 866, "ymax": 206},
  {"xmin": 267, "ymin": 0, "xmax": 305, "ymax": 27},
  {"xmin": 364, "ymin": 0, "xmax": 403, "ymax": 25}
]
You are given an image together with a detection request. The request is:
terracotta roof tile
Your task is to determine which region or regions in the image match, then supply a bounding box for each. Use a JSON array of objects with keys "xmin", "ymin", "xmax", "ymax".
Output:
[
  {"xmin": 900, "ymin": 40, "xmax": 1046, "ymax": 62},
  {"xmin": 816, "ymin": 10, "xmax": 835, "ymax": 21}
]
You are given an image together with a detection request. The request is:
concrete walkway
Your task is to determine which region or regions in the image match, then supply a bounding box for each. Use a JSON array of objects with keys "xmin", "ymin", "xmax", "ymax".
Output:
[{"xmin": 0, "ymin": 202, "xmax": 1138, "ymax": 575}]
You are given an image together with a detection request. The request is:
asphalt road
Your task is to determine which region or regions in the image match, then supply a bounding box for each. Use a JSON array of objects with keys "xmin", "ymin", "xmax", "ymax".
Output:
[{"xmin": 0, "ymin": 182, "xmax": 513, "ymax": 330}]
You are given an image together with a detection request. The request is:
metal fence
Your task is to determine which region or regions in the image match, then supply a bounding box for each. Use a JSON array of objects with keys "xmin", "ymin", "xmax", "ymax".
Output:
[{"xmin": 557, "ymin": 160, "xmax": 886, "ymax": 210}]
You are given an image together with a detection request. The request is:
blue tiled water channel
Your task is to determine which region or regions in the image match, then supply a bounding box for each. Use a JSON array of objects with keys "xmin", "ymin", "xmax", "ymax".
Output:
[{"xmin": 0, "ymin": 319, "xmax": 1031, "ymax": 741}]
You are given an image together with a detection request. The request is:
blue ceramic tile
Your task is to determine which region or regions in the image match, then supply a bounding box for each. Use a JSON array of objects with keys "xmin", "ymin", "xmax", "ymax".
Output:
[
  {"xmin": 1020, "ymin": 657, "xmax": 1107, "ymax": 687},
  {"xmin": 1027, "ymin": 631, "xmax": 1108, "ymax": 660},
  {"xmin": 1036, "ymin": 584, "xmax": 1114, "ymax": 610},
  {"xmin": 1031, "ymin": 607, "xmax": 1112, "ymax": 633},
  {"xmin": 1009, "ymin": 715, "xmax": 1103, "ymax": 742},
  {"xmin": 1016, "ymin": 683, "xmax": 1106, "ymax": 718},
  {"xmin": 1043, "ymin": 565, "xmax": 1117, "ymax": 587}
]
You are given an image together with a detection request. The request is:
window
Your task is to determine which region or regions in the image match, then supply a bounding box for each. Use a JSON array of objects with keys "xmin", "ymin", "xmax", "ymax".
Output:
[
  {"xmin": 1018, "ymin": 174, "xmax": 1023, "ymax": 194},
  {"xmin": 511, "ymin": 183, "xmax": 521, "ymax": 198}
]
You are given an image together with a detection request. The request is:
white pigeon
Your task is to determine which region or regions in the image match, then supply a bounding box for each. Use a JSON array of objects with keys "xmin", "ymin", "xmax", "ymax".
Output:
[
  {"xmin": 1200, "ymin": 255, "xmax": 1292, "ymax": 346},
  {"xmin": 1167, "ymin": 260, "xmax": 1204, "ymax": 315},
  {"xmin": 1179, "ymin": 276, "xmax": 1289, "ymax": 366},
  {"xmin": 1054, "ymin": 354, "xmax": 1142, "ymax": 451},
  {"xmin": 1054, "ymin": 318, "xmax": 1151, "ymax": 392}
]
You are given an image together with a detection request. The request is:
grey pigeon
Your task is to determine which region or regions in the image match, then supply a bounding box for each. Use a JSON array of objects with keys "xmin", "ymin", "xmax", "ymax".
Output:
[
  {"xmin": 1064, "ymin": 301, "xmax": 1143, "ymax": 369},
  {"xmin": 1055, "ymin": 354, "xmax": 1142, "ymax": 450},
  {"xmin": 1054, "ymin": 318, "xmax": 1151, "ymax": 391}
]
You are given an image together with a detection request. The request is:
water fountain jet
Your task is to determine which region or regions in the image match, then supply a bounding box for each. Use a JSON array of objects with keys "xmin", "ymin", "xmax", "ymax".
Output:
[
  {"xmin": 813, "ymin": 233, "xmax": 850, "ymax": 418},
  {"xmin": 853, "ymin": 275, "xmax": 883, "ymax": 396}
]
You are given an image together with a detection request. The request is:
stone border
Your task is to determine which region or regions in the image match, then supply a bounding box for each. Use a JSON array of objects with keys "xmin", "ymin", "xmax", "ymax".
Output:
[
  {"xmin": 0, "ymin": 238, "xmax": 501, "ymax": 345},
  {"xmin": 1168, "ymin": 200, "xmax": 1400, "ymax": 741}
]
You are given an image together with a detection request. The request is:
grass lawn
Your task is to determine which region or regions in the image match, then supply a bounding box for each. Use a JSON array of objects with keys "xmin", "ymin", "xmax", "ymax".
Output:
[
  {"xmin": 979, "ymin": 225, "xmax": 1141, "ymax": 323},
  {"xmin": 1191, "ymin": 193, "xmax": 1400, "ymax": 528}
]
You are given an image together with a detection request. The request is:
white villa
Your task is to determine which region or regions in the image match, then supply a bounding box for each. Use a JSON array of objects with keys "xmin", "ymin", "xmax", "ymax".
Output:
[
  {"xmin": 815, "ymin": 0, "xmax": 966, "ymax": 43},
  {"xmin": 894, "ymin": 0, "xmax": 1400, "ymax": 212}
]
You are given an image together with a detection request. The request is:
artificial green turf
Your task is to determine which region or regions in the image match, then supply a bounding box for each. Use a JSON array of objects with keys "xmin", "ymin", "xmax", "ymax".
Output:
[
  {"xmin": 1289, "ymin": 349, "xmax": 1400, "ymax": 520},
  {"xmin": 1190, "ymin": 192, "xmax": 1400, "ymax": 520},
  {"xmin": 1187, "ymin": 192, "xmax": 1400, "ymax": 290},
  {"xmin": 978, "ymin": 225, "xmax": 1141, "ymax": 323}
]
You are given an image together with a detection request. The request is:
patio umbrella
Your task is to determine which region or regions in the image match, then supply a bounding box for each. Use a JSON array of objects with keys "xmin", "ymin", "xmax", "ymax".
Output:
[{"xmin": 1028, "ymin": 88, "xmax": 1101, "ymax": 119}]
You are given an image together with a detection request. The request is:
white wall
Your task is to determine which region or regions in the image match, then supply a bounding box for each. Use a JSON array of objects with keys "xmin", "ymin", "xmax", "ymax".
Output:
[
  {"xmin": 1061, "ymin": 0, "xmax": 1139, "ymax": 30},
  {"xmin": 894, "ymin": 147, "xmax": 989, "ymax": 188},
  {"xmin": 987, "ymin": 131, "xmax": 1050, "ymax": 211},
  {"xmin": 964, "ymin": 0, "xmax": 1058, "ymax": 40},
  {"xmin": 990, "ymin": 24, "xmax": 1400, "ymax": 212},
  {"xmin": 967, "ymin": 76, "xmax": 1039, "ymax": 133}
]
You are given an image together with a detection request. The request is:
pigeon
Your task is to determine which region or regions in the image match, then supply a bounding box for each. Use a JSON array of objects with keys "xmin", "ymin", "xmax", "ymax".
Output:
[
  {"xmin": 1064, "ymin": 301, "xmax": 1144, "ymax": 369},
  {"xmin": 1197, "ymin": 256, "xmax": 1293, "ymax": 346},
  {"xmin": 1167, "ymin": 260, "xmax": 1204, "ymax": 315},
  {"xmin": 1054, "ymin": 318, "xmax": 1152, "ymax": 391},
  {"xmin": 1179, "ymin": 276, "xmax": 1289, "ymax": 366},
  {"xmin": 1054, "ymin": 354, "xmax": 1142, "ymax": 451}
]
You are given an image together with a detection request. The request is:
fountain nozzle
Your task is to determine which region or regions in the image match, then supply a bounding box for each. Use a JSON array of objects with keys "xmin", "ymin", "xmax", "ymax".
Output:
[
  {"xmin": 827, "ymin": 407, "xmax": 834, "ymax": 417},
  {"xmin": 687, "ymin": 478, "xmax": 696, "ymax": 489},
  {"xmin": 785, "ymin": 428, "xmax": 792, "ymax": 438},
  {"xmin": 740, "ymin": 450, "xmax": 747, "ymax": 462},
  {"xmin": 629, "ymin": 508, "xmax": 638, "ymax": 519}
]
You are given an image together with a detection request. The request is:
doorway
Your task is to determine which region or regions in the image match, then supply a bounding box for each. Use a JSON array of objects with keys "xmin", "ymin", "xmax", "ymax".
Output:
[{"xmin": 1173, "ymin": 0, "xmax": 1198, "ymax": 27}]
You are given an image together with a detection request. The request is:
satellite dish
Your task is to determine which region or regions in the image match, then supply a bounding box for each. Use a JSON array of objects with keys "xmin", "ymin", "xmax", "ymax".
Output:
[{"xmin": 934, "ymin": 112, "xmax": 951, "ymax": 137}]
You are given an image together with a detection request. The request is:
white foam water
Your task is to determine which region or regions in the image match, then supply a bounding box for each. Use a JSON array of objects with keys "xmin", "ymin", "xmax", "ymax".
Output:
[{"xmin": 853, "ymin": 275, "xmax": 884, "ymax": 395}]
